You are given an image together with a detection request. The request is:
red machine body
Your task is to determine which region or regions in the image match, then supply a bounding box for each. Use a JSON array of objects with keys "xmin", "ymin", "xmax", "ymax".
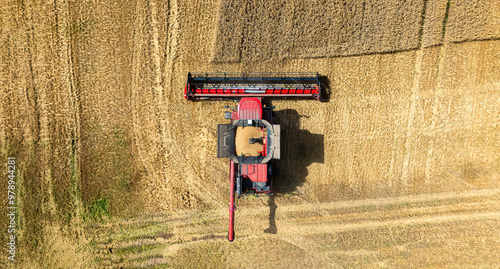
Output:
[
  {"xmin": 237, "ymin": 97, "xmax": 263, "ymax": 119},
  {"xmin": 185, "ymin": 72, "xmax": 322, "ymax": 242}
]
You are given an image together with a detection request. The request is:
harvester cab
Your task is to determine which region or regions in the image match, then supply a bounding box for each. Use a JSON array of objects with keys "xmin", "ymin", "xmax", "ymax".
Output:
[{"xmin": 185, "ymin": 72, "xmax": 322, "ymax": 241}]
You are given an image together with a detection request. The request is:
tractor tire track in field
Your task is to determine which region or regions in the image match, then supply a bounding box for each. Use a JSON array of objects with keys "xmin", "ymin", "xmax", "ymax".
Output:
[
  {"xmin": 130, "ymin": 0, "xmax": 219, "ymax": 211},
  {"xmin": 91, "ymin": 188, "xmax": 500, "ymax": 268},
  {"xmin": 401, "ymin": 49, "xmax": 423, "ymax": 189}
]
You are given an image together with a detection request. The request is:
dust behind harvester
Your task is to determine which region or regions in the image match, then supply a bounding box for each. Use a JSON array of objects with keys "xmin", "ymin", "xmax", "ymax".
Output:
[{"xmin": 185, "ymin": 72, "xmax": 323, "ymax": 241}]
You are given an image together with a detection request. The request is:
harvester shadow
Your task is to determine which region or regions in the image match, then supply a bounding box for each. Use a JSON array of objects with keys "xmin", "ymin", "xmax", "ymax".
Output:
[
  {"xmin": 273, "ymin": 109, "xmax": 324, "ymax": 193},
  {"xmin": 264, "ymin": 195, "xmax": 277, "ymax": 234},
  {"xmin": 319, "ymin": 75, "xmax": 331, "ymax": 102},
  {"xmin": 264, "ymin": 108, "xmax": 324, "ymax": 234}
]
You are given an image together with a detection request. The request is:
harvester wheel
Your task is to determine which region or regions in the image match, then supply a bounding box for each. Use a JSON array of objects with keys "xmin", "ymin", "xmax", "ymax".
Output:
[{"xmin": 268, "ymin": 163, "xmax": 279, "ymax": 179}]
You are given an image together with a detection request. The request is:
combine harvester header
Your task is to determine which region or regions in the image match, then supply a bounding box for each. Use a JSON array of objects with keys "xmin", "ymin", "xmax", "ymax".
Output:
[{"xmin": 185, "ymin": 72, "xmax": 322, "ymax": 101}]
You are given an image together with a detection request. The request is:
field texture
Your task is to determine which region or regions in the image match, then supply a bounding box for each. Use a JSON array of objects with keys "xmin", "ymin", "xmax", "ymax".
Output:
[{"xmin": 0, "ymin": 0, "xmax": 499, "ymax": 268}]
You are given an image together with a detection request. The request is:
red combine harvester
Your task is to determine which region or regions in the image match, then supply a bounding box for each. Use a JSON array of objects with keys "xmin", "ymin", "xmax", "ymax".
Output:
[{"xmin": 184, "ymin": 72, "xmax": 322, "ymax": 241}]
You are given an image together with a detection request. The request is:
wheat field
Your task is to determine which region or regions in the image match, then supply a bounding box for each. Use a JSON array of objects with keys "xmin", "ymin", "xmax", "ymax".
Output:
[{"xmin": 0, "ymin": 0, "xmax": 499, "ymax": 268}]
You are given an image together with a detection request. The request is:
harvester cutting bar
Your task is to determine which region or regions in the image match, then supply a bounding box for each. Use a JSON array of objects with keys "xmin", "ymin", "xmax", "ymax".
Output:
[{"xmin": 185, "ymin": 72, "xmax": 321, "ymax": 101}]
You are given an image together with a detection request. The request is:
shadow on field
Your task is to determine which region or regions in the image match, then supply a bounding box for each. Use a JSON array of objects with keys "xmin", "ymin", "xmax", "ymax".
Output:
[
  {"xmin": 273, "ymin": 109, "xmax": 324, "ymax": 194},
  {"xmin": 264, "ymin": 108, "xmax": 324, "ymax": 234},
  {"xmin": 319, "ymin": 75, "xmax": 331, "ymax": 102},
  {"xmin": 264, "ymin": 195, "xmax": 277, "ymax": 234}
]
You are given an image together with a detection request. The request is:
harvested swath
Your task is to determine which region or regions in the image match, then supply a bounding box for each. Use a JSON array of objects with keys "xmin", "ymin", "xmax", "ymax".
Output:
[
  {"xmin": 74, "ymin": 0, "xmax": 143, "ymax": 215},
  {"xmin": 440, "ymin": 40, "xmax": 500, "ymax": 89},
  {"xmin": 0, "ymin": 0, "xmax": 90, "ymax": 264},
  {"xmin": 212, "ymin": 0, "xmax": 424, "ymax": 62},
  {"xmin": 445, "ymin": 0, "xmax": 500, "ymax": 42}
]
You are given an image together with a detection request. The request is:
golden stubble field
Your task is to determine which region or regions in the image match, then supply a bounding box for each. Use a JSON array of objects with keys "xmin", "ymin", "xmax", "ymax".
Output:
[{"xmin": 0, "ymin": 0, "xmax": 499, "ymax": 268}]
